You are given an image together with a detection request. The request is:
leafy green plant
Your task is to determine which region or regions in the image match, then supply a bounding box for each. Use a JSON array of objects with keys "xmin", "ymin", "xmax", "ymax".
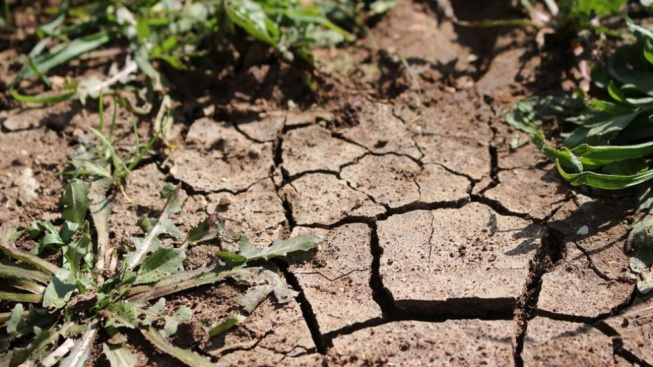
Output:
[
  {"xmin": 0, "ymin": 182, "xmax": 322, "ymax": 366},
  {"xmin": 7, "ymin": 0, "xmax": 396, "ymax": 106},
  {"xmin": 506, "ymin": 20, "xmax": 653, "ymax": 293}
]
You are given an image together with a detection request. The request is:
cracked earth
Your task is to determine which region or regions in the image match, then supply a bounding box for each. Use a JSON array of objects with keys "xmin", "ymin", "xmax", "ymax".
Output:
[{"xmin": 1, "ymin": 1, "xmax": 652, "ymax": 366}]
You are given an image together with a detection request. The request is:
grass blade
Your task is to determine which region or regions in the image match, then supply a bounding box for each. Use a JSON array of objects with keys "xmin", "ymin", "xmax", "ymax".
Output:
[
  {"xmin": 14, "ymin": 32, "xmax": 112, "ymax": 84},
  {"xmin": 9, "ymin": 88, "xmax": 76, "ymax": 104}
]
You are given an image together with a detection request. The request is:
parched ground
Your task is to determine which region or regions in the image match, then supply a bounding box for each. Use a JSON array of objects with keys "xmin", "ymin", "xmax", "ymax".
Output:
[{"xmin": 1, "ymin": 1, "xmax": 652, "ymax": 366}]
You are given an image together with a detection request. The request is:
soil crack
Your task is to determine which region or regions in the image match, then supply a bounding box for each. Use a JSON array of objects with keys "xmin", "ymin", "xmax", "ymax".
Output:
[
  {"xmin": 275, "ymin": 259, "xmax": 328, "ymax": 353},
  {"xmin": 594, "ymin": 321, "xmax": 653, "ymax": 367},
  {"xmin": 514, "ymin": 227, "xmax": 565, "ymax": 367},
  {"xmin": 536, "ymin": 286, "xmax": 637, "ymax": 324}
]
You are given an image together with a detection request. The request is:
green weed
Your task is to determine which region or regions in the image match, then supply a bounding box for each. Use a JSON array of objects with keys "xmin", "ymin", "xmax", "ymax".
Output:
[
  {"xmin": 506, "ymin": 20, "xmax": 653, "ymax": 294},
  {"xmin": 7, "ymin": 0, "xmax": 396, "ymax": 105},
  {"xmin": 0, "ymin": 182, "xmax": 322, "ymax": 366}
]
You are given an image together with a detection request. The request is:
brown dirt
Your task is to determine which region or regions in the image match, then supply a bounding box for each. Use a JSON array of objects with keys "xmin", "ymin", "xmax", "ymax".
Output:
[{"xmin": 1, "ymin": 0, "xmax": 651, "ymax": 366}]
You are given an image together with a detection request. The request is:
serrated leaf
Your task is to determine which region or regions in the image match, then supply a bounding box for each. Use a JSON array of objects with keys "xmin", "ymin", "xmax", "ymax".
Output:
[
  {"xmin": 160, "ymin": 216, "xmax": 184, "ymax": 240},
  {"xmin": 27, "ymin": 220, "xmax": 58, "ymax": 239},
  {"xmin": 126, "ymin": 186, "xmax": 183, "ymax": 270},
  {"xmin": 42, "ymin": 268, "xmax": 76, "ymax": 309},
  {"xmin": 161, "ymin": 306, "xmax": 191, "ymax": 338},
  {"xmin": 9, "ymin": 323, "xmax": 68, "ymax": 367},
  {"xmin": 61, "ymin": 180, "xmax": 91, "ymax": 225},
  {"xmin": 102, "ymin": 343, "xmax": 137, "ymax": 367},
  {"xmin": 265, "ymin": 269, "xmax": 298, "ymax": 304},
  {"xmin": 106, "ymin": 302, "xmax": 139, "ymax": 329},
  {"xmin": 236, "ymin": 234, "xmax": 323, "ymax": 261},
  {"xmin": 137, "ymin": 217, "xmax": 157, "ymax": 233},
  {"xmin": 141, "ymin": 298, "xmax": 166, "ymax": 327},
  {"xmin": 239, "ymin": 284, "xmax": 272, "ymax": 313},
  {"xmin": 237, "ymin": 269, "xmax": 297, "ymax": 313},
  {"xmin": 9, "ymin": 326, "xmax": 53, "ymax": 366},
  {"xmin": 135, "ymin": 247, "xmax": 185, "ymax": 285}
]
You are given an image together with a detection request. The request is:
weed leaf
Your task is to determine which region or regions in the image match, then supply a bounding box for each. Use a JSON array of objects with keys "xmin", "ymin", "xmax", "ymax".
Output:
[
  {"xmin": 234, "ymin": 234, "xmax": 322, "ymax": 262},
  {"xmin": 106, "ymin": 302, "xmax": 139, "ymax": 329},
  {"xmin": 161, "ymin": 306, "xmax": 191, "ymax": 338},
  {"xmin": 135, "ymin": 247, "xmax": 185, "ymax": 285},
  {"xmin": 102, "ymin": 343, "xmax": 137, "ymax": 367},
  {"xmin": 65, "ymin": 222, "xmax": 92, "ymax": 279},
  {"xmin": 207, "ymin": 313, "xmax": 245, "ymax": 338},
  {"xmin": 62, "ymin": 180, "xmax": 91, "ymax": 225},
  {"xmin": 141, "ymin": 327, "xmax": 216, "ymax": 367},
  {"xmin": 161, "ymin": 184, "xmax": 181, "ymax": 214},
  {"xmin": 6, "ymin": 304, "xmax": 24, "ymax": 334},
  {"xmin": 42, "ymin": 268, "xmax": 76, "ymax": 309},
  {"xmin": 60, "ymin": 323, "xmax": 98, "ymax": 367},
  {"xmin": 0, "ymin": 242, "xmax": 59, "ymax": 275},
  {"xmin": 186, "ymin": 214, "xmax": 220, "ymax": 245},
  {"xmin": 226, "ymin": 0, "xmax": 278, "ymax": 46},
  {"xmin": 0, "ymin": 259, "xmax": 52, "ymax": 284},
  {"xmin": 238, "ymin": 269, "xmax": 297, "ymax": 312},
  {"xmin": 89, "ymin": 178, "xmax": 112, "ymax": 270},
  {"xmin": 127, "ymin": 187, "xmax": 182, "ymax": 269},
  {"xmin": 141, "ymin": 298, "xmax": 166, "ymax": 327}
]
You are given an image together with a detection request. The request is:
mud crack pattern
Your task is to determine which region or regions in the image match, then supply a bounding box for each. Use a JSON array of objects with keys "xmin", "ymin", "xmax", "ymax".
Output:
[{"xmin": 1, "ymin": 1, "xmax": 650, "ymax": 366}]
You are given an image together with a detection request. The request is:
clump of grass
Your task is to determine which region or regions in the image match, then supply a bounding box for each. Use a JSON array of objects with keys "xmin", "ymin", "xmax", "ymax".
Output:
[
  {"xmin": 7, "ymin": 0, "xmax": 396, "ymax": 106},
  {"xmin": 1, "ymin": 179, "xmax": 322, "ymax": 366},
  {"xmin": 506, "ymin": 19, "xmax": 653, "ymax": 294},
  {"xmin": 0, "ymin": 95, "xmax": 322, "ymax": 365}
]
